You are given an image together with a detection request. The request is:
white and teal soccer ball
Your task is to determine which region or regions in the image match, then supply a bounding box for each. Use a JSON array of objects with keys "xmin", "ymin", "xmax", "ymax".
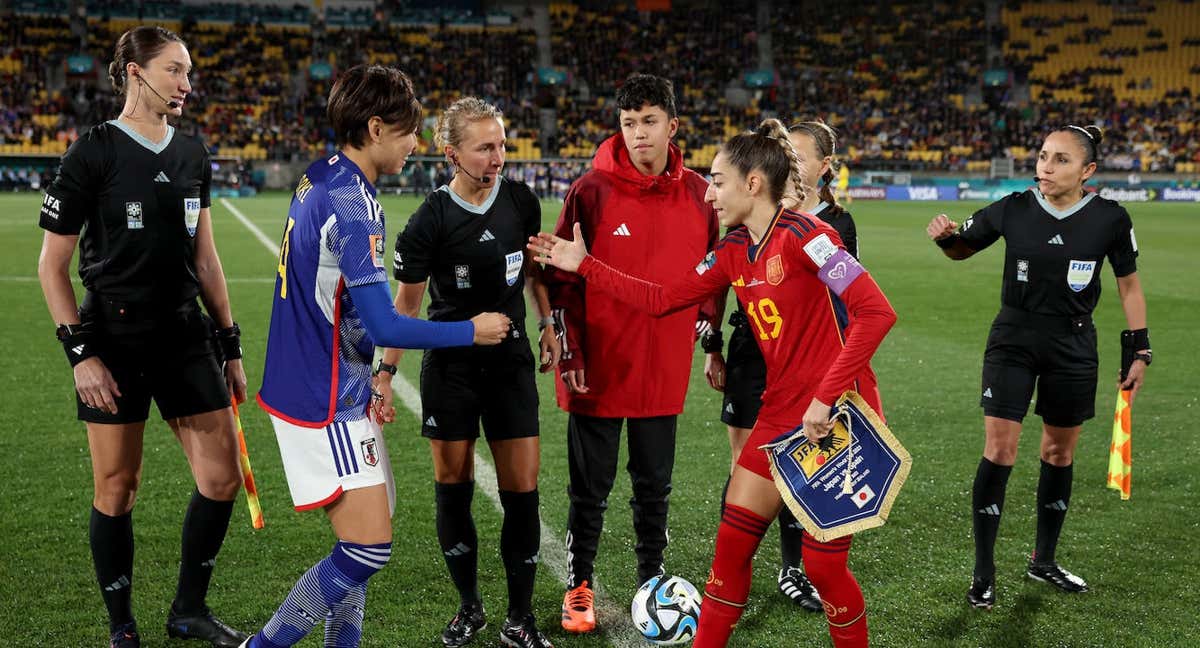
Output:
[{"xmin": 630, "ymin": 575, "xmax": 702, "ymax": 645}]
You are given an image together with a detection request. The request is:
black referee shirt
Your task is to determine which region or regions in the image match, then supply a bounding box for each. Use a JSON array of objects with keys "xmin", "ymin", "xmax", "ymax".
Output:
[
  {"xmin": 38, "ymin": 120, "xmax": 212, "ymax": 308},
  {"xmin": 959, "ymin": 190, "xmax": 1138, "ymax": 317},
  {"xmin": 394, "ymin": 177, "xmax": 541, "ymax": 329}
]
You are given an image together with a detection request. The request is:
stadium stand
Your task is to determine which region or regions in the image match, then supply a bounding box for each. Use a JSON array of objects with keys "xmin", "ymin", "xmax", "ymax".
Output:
[{"xmin": 1, "ymin": 0, "xmax": 1198, "ymax": 175}]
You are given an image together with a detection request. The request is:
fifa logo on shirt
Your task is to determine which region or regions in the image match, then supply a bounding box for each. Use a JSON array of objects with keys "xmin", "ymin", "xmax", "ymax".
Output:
[{"xmin": 41, "ymin": 193, "xmax": 61, "ymax": 219}]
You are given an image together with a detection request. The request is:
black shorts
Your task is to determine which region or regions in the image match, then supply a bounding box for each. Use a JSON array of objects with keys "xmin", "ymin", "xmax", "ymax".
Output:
[
  {"xmin": 419, "ymin": 341, "xmax": 539, "ymax": 441},
  {"xmin": 981, "ymin": 308, "xmax": 1098, "ymax": 427},
  {"xmin": 721, "ymin": 318, "xmax": 766, "ymax": 429},
  {"xmin": 77, "ymin": 300, "xmax": 230, "ymax": 424}
]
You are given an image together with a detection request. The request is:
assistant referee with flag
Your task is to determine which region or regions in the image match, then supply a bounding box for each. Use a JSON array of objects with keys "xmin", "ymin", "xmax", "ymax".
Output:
[{"xmin": 928, "ymin": 124, "xmax": 1151, "ymax": 610}]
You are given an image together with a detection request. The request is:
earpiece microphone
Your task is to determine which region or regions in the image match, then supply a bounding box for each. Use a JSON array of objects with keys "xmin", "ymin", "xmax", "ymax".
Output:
[
  {"xmin": 451, "ymin": 154, "xmax": 492, "ymax": 184},
  {"xmin": 134, "ymin": 71, "xmax": 180, "ymax": 109}
]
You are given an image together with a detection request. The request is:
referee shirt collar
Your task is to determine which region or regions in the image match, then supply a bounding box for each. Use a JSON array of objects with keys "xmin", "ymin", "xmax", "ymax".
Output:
[
  {"xmin": 1033, "ymin": 189, "xmax": 1095, "ymax": 220},
  {"xmin": 438, "ymin": 176, "xmax": 503, "ymax": 215},
  {"xmin": 107, "ymin": 119, "xmax": 175, "ymax": 155}
]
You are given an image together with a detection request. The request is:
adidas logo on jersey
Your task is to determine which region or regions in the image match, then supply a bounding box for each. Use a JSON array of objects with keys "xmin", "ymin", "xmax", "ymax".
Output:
[
  {"xmin": 425, "ymin": 416, "xmax": 438, "ymax": 427},
  {"xmin": 154, "ymin": 171, "xmax": 170, "ymax": 183},
  {"xmin": 612, "ymin": 223, "xmax": 632, "ymax": 236},
  {"xmin": 479, "ymin": 229, "xmax": 496, "ymax": 242},
  {"xmin": 71, "ymin": 345, "xmax": 85, "ymax": 356},
  {"xmin": 1047, "ymin": 234, "xmax": 1064, "ymax": 245},
  {"xmin": 977, "ymin": 504, "xmax": 1001, "ymax": 516}
]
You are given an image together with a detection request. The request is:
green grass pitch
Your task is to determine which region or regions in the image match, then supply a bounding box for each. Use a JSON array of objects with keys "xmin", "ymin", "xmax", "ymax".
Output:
[{"xmin": 1, "ymin": 191, "xmax": 1196, "ymax": 647}]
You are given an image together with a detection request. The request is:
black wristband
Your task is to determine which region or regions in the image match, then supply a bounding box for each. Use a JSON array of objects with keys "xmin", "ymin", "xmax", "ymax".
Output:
[
  {"xmin": 215, "ymin": 322, "xmax": 242, "ymax": 361},
  {"xmin": 701, "ymin": 330, "xmax": 724, "ymax": 354},
  {"xmin": 935, "ymin": 233, "xmax": 960, "ymax": 249},
  {"xmin": 1124, "ymin": 327, "xmax": 1150, "ymax": 352},
  {"xmin": 375, "ymin": 361, "xmax": 397, "ymax": 377},
  {"xmin": 57, "ymin": 324, "xmax": 99, "ymax": 367}
]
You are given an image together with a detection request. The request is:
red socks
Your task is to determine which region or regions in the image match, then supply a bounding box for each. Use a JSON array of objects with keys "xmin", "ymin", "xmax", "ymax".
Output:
[
  {"xmin": 802, "ymin": 531, "xmax": 868, "ymax": 647},
  {"xmin": 693, "ymin": 504, "xmax": 770, "ymax": 648}
]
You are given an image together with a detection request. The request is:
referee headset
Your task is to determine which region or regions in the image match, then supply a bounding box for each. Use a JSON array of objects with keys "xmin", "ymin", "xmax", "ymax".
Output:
[
  {"xmin": 131, "ymin": 65, "xmax": 180, "ymax": 109},
  {"xmin": 450, "ymin": 150, "xmax": 492, "ymax": 185}
]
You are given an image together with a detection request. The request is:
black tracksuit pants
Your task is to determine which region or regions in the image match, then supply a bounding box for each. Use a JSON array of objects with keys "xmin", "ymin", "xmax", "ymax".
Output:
[{"xmin": 564, "ymin": 413, "xmax": 677, "ymax": 588}]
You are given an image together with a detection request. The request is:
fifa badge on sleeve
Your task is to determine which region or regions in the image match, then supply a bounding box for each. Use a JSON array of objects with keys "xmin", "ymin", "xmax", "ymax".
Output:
[{"xmin": 759, "ymin": 391, "xmax": 912, "ymax": 542}]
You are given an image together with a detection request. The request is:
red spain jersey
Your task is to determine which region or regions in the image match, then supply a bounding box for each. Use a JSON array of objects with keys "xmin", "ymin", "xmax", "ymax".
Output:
[{"xmin": 577, "ymin": 207, "xmax": 897, "ymax": 431}]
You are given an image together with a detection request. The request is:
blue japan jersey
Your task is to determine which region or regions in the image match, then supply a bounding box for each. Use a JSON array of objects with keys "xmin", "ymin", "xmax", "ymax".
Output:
[{"xmin": 258, "ymin": 154, "xmax": 389, "ymax": 426}]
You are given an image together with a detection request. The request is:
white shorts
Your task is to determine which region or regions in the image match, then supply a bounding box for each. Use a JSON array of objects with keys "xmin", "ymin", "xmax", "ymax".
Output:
[{"xmin": 268, "ymin": 414, "xmax": 395, "ymax": 513}]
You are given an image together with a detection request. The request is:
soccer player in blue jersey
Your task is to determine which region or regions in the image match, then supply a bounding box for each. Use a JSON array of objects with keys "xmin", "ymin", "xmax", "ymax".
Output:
[{"xmin": 249, "ymin": 65, "xmax": 510, "ymax": 648}]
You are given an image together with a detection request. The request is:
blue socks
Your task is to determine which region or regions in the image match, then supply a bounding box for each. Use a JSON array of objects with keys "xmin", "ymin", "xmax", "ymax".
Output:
[{"xmin": 252, "ymin": 541, "xmax": 391, "ymax": 648}]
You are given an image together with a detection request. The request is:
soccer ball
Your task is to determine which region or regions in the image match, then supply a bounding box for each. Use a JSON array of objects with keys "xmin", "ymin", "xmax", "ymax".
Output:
[{"xmin": 631, "ymin": 575, "xmax": 702, "ymax": 645}]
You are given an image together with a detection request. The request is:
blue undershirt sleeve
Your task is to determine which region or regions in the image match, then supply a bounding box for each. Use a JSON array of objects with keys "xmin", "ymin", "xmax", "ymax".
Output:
[{"xmin": 348, "ymin": 281, "xmax": 474, "ymax": 349}]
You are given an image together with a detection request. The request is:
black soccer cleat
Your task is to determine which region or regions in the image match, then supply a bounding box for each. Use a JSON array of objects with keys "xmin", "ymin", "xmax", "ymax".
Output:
[
  {"xmin": 637, "ymin": 563, "xmax": 666, "ymax": 588},
  {"xmin": 1027, "ymin": 560, "xmax": 1089, "ymax": 593},
  {"xmin": 165, "ymin": 607, "xmax": 249, "ymax": 647},
  {"xmin": 778, "ymin": 567, "xmax": 823, "ymax": 612},
  {"xmin": 966, "ymin": 576, "xmax": 996, "ymax": 610},
  {"xmin": 442, "ymin": 601, "xmax": 487, "ymax": 647},
  {"xmin": 500, "ymin": 614, "xmax": 554, "ymax": 648},
  {"xmin": 110, "ymin": 622, "xmax": 140, "ymax": 648}
]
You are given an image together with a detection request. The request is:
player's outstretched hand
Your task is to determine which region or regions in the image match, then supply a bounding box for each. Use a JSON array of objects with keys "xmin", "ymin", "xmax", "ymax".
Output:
[
  {"xmin": 471, "ymin": 312, "xmax": 511, "ymax": 345},
  {"xmin": 801, "ymin": 397, "xmax": 834, "ymax": 444},
  {"xmin": 528, "ymin": 223, "xmax": 588, "ymax": 273},
  {"xmin": 927, "ymin": 214, "xmax": 958, "ymax": 240},
  {"xmin": 74, "ymin": 356, "xmax": 122, "ymax": 415}
]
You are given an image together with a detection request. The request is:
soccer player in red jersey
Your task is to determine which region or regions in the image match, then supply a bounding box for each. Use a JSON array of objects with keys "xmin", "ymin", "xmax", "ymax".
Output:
[{"xmin": 530, "ymin": 119, "xmax": 897, "ymax": 648}]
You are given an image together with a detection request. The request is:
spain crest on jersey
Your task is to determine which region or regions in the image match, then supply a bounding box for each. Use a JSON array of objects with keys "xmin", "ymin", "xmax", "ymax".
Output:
[{"xmin": 759, "ymin": 391, "xmax": 911, "ymax": 542}]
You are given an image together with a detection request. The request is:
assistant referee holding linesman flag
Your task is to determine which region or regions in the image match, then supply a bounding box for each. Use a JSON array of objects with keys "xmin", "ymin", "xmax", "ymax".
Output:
[
  {"xmin": 928, "ymin": 125, "xmax": 1151, "ymax": 610},
  {"xmin": 37, "ymin": 26, "xmax": 248, "ymax": 648}
]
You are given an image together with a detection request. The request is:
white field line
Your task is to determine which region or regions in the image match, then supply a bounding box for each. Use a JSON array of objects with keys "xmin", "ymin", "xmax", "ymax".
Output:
[{"xmin": 219, "ymin": 197, "xmax": 642, "ymax": 647}]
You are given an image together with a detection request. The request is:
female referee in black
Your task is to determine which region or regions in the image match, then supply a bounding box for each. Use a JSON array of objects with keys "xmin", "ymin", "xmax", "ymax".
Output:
[
  {"xmin": 37, "ymin": 26, "xmax": 248, "ymax": 648},
  {"xmin": 702, "ymin": 120, "xmax": 857, "ymax": 613},
  {"xmin": 928, "ymin": 125, "xmax": 1151, "ymax": 609},
  {"xmin": 374, "ymin": 97, "xmax": 560, "ymax": 648}
]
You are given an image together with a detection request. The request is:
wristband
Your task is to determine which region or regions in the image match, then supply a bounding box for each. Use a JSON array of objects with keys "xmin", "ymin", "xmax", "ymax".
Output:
[
  {"xmin": 537, "ymin": 315, "xmax": 556, "ymax": 332},
  {"xmin": 215, "ymin": 322, "xmax": 243, "ymax": 361},
  {"xmin": 376, "ymin": 361, "xmax": 398, "ymax": 377},
  {"xmin": 935, "ymin": 233, "xmax": 960, "ymax": 249},
  {"xmin": 700, "ymin": 329, "xmax": 724, "ymax": 354},
  {"xmin": 57, "ymin": 323, "xmax": 99, "ymax": 367}
]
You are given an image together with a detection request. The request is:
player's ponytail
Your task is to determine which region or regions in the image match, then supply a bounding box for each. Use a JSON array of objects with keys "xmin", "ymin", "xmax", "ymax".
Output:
[
  {"xmin": 720, "ymin": 119, "xmax": 806, "ymax": 207},
  {"xmin": 789, "ymin": 121, "xmax": 842, "ymax": 212},
  {"xmin": 1056, "ymin": 124, "xmax": 1104, "ymax": 166}
]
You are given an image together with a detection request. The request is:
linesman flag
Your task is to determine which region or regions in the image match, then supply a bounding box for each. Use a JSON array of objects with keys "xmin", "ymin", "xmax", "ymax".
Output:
[
  {"xmin": 231, "ymin": 398, "xmax": 265, "ymax": 528},
  {"xmin": 760, "ymin": 391, "xmax": 911, "ymax": 542},
  {"xmin": 1107, "ymin": 388, "xmax": 1132, "ymax": 500}
]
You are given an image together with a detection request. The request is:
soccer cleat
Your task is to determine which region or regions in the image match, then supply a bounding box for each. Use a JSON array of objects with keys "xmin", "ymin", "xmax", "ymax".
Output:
[
  {"xmin": 777, "ymin": 567, "xmax": 823, "ymax": 612},
  {"xmin": 109, "ymin": 622, "xmax": 140, "ymax": 648},
  {"xmin": 165, "ymin": 607, "xmax": 249, "ymax": 647},
  {"xmin": 966, "ymin": 576, "xmax": 996, "ymax": 609},
  {"xmin": 441, "ymin": 601, "xmax": 487, "ymax": 647},
  {"xmin": 561, "ymin": 581, "xmax": 596, "ymax": 633},
  {"xmin": 1027, "ymin": 561, "xmax": 1089, "ymax": 593},
  {"xmin": 500, "ymin": 614, "xmax": 554, "ymax": 648}
]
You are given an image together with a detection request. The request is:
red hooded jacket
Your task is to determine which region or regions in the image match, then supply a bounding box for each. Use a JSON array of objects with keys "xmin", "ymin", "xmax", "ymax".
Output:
[{"xmin": 547, "ymin": 133, "xmax": 719, "ymax": 418}]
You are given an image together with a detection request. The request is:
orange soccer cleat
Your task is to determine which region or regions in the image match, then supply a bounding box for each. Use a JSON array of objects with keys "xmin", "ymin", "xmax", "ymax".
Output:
[{"xmin": 560, "ymin": 581, "xmax": 596, "ymax": 633}]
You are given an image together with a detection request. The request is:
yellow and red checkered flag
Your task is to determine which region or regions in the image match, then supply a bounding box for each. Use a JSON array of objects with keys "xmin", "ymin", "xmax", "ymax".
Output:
[
  {"xmin": 231, "ymin": 398, "xmax": 264, "ymax": 528},
  {"xmin": 1107, "ymin": 388, "xmax": 1132, "ymax": 500}
]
